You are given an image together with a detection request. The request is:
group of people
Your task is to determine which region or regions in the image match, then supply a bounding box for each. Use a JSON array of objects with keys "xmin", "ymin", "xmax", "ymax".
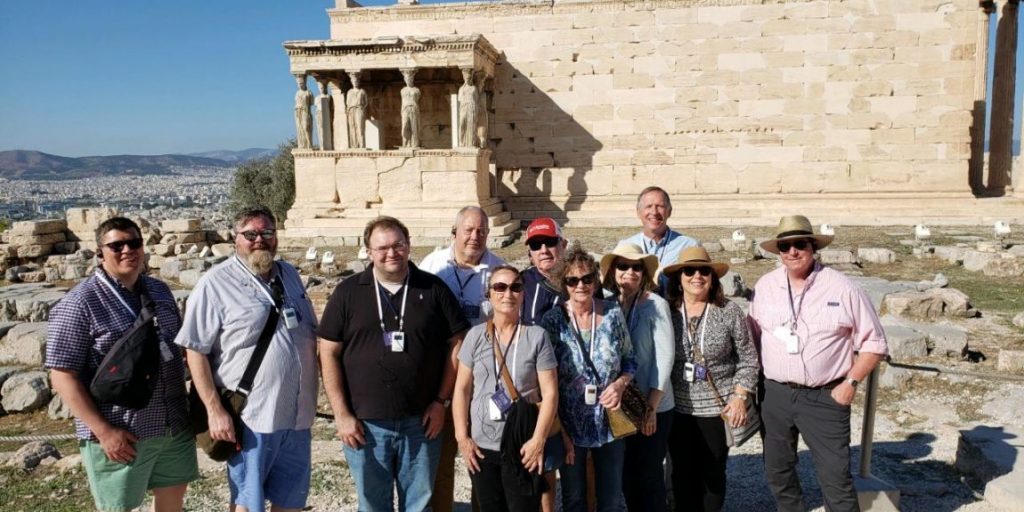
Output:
[{"xmin": 45, "ymin": 185, "xmax": 888, "ymax": 512}]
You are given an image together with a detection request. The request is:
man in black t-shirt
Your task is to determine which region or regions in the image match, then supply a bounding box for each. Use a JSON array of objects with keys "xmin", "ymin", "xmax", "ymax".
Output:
[{"xmin": 318, "ymin": 216, "xmax": 469, "ymax": 512}]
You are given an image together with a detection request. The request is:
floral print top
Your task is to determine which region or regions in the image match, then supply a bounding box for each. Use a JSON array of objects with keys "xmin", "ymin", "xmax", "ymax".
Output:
[{"xmin": 541, "ymin": 300, "xmax": 636, "ymax": 448}]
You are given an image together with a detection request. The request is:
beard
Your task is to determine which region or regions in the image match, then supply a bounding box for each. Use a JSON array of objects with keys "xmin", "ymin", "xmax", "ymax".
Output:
[{"xmin": 245, "ymin": 249, "xmax": 275, "ymax": 276}]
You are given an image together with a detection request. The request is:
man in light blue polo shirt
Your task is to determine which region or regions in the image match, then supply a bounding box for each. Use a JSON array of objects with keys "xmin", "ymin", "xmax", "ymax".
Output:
[{"xmin": 620, "ymin": 186, "xmax": 700, "ymax": 295}]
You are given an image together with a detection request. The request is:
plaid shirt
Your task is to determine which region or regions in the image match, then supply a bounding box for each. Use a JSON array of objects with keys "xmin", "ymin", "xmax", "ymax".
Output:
[{"xmin": 45, "ymin": 269, "xmax": 189, "ymax": 441}]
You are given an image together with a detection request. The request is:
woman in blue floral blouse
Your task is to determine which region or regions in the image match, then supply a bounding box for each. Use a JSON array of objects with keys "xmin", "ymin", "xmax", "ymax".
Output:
[{"xmin": 541, "ymin": 242, "xmax": 636, "ymax": 512}]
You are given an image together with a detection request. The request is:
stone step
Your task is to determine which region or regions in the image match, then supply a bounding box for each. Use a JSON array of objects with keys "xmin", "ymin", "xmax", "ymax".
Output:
[{"xmin": 955, "ymin": 425, "xmax": 1024, "ymax": 511}]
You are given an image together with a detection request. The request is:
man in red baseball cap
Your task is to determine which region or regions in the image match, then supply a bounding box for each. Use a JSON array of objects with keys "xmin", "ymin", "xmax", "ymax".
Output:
[{"xmin": 520, "ymin": 217, "xmax": 567, "ymax": 326}]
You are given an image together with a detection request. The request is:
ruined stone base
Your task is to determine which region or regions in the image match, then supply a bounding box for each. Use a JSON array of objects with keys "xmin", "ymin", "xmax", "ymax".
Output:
[{"xmin": 854, "ymin": 474, "xmax": 900, "ymax": 511}]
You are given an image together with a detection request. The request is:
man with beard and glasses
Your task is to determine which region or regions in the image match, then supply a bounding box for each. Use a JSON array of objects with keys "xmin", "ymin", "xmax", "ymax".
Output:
[
  {"xmin": 418, "ymin": 205, "xmax": 505, "ymax": 512},
  {"xmin": 318, "ymin": 216, "xmax": 470, "ymax": 512},
  {"xmin": 47, "ymin": 216, "xmax": 197, "ymax": 512},
  {"xmin": 619, "ymin": 186, "xmax": 700, "ymax": 295},
  {"xmin": 177, "ymin": 206, "xmax": 319, "ymax": 512}
]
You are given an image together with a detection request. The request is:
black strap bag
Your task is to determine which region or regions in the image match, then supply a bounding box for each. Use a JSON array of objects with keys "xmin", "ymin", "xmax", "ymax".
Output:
[
  {"xmin": 189, "ymin": 275, "xmax": 283, "ymax": 461},
  {"xmin": 90, "ymin": 285, "xmax": 162, "ymax": 410}
]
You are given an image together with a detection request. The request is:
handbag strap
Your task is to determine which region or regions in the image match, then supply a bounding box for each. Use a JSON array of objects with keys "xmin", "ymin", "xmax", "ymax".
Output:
[
  {"xmin": 488, "ymin": 320, "xmax": 521, "ymax": 402},
  {"xmin": 236, "ymin": 267, "xmax": 284, "ymax": 397},
  {"xmin": 560, "ymin": 306, "xmax": 601, "ymax": 381}
]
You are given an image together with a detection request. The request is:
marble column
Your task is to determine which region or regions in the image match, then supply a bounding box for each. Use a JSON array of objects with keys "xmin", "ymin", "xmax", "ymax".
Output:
[
  {"xmin": 970, "ymin": 1, "xmax": 997, "ymax": 193},
  {"xmin": 315, "ymin": 78, "xmax": 333, "ymax": 151},
  {"xmin": 988, "ymin": 0, "xmax": 1019, "ymax": 194},
  {"xmin": 329, "ymin": 78, "xmax": 350, "ymax": 150}
]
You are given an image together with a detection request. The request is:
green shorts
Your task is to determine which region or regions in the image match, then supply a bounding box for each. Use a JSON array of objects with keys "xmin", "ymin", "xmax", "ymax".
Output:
[{"xmin": 80, "ymin": 429, "xmax": 199, "ymax": 512}]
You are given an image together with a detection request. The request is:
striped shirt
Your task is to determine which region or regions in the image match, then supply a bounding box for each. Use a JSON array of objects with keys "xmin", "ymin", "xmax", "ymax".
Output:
[
  {"xmin": 671, "ymin": 300, "xmax": 759, "ymax": 417},
  {"xmin": 45, "ymin": 269, "xmax": 189, "ymax": 441},
  {"xmin": 175, "ymin": 256, "xmax": 319, "ymax": 434},
  {"xmin": 748, "ymin": 264, "xmax": 888, "ymax": 387}
]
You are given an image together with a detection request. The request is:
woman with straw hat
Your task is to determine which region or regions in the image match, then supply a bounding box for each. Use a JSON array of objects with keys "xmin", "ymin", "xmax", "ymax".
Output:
[
  {"xmin": 662, "ymin": 247, "xmax": 759, "ymax": 512},
  {"xmin": 598, "ymin": 242, "xmax": 674, "ymax": 512}
]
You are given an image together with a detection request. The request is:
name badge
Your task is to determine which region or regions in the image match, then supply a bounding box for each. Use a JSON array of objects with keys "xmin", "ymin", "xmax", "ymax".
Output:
[
  {"xmin": 159, "ymin": 340, "xmax": 174, "ymax": 363},
  {"xmin": 584, "ymin": 384, "xmax": 598, "ymax": 405},
  {"xmin": 282, "ymin": 307, "xmax": 299, "ymax": 330},
  {"xmin": 384, "ymin": 331, "xmax": 406, "ymax": 352},
  {"xmin": 694, "ymin": 363, "xmax": 708, "ymax": 381},
  {"xmin": 773, "ymin": 325, "xmax": 800, "ymax": 354},
  {"xmin": 490, "ymin": 389, "xmax": 512, "ymax": 421}
]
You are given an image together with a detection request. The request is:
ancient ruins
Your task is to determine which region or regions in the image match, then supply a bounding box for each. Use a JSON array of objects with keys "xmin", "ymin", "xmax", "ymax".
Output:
[{"xmin": 281, "ymin": 0, "xmax": 1024, "ymax": 246}]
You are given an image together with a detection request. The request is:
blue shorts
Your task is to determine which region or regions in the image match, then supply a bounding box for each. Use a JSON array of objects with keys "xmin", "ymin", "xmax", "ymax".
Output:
[
  {"xmin": 227, "ymin": 424, "xmax": 312, "ymax": 512},
  {"xmin": 543, "ymin": 433, "xmax": 566, "ymax": 473}
]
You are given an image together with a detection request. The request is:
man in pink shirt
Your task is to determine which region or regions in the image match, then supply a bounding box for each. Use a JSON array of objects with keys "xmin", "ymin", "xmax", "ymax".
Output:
[{"xmin": 749, "ymin": 215, "xmax": 887, "ymax": 512}]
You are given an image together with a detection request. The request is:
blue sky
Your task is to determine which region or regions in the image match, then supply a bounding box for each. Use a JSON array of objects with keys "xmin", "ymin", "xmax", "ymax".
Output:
[{"xmin": 0, "ymin": 0, "xmax": 1021, "ymax": 156}]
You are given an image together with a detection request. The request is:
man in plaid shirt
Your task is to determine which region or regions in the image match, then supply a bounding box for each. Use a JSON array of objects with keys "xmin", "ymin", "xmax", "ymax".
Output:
[{"xmin": 46, "ymin": 217, "xmax": 197, "ymax": 512}]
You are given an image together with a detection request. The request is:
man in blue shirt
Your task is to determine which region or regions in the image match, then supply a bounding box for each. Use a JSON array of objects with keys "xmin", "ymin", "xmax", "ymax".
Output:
[{"xmin": 619, "ymin": 186, "xmax": 700, "ymax": 294}]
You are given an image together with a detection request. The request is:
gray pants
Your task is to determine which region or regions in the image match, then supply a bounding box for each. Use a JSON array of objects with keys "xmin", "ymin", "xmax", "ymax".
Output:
[{"xmin": 762, "ymin": 379, "xmax": 860, "ymax": 512}]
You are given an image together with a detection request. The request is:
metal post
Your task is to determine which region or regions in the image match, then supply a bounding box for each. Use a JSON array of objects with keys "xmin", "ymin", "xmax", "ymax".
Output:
[{"xmin": 859, "ymin": 366, "xmax": 880, "ymax": 477}]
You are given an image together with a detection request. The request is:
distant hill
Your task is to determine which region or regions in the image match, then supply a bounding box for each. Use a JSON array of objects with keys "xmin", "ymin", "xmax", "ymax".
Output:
[
  {"xmin": 188, "ymin": 148, "xmax": 276, "ymax": 163},
  {"xmin": 0, "ymin": 150, "xmax": 234, "ymax": 180}
]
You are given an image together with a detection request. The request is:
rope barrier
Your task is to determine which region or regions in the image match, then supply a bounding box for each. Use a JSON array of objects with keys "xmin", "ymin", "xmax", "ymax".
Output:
[
  {"xmin": 887, "ymin": 361, "xmax": 1024, "ymax": 383},
  {"xmin": 0, "ymin": 433, "xmax": 78, "ymax": 443}
]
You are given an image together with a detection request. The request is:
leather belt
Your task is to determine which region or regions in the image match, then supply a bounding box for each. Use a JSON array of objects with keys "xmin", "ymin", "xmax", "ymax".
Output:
[{"xmin": 770, "ymin": 378, "xmax": 844, "ymax": 390}]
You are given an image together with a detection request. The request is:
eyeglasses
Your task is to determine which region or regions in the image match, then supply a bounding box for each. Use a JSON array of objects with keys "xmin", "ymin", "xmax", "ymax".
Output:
[
  {"xmin": 777, "ymin": 239, "xmax": 811, "ymax": 253},
  {"xmin": 490, "ymin": 282, "xmax": 525, "ymax": 293},
  {"xmin": 239, "ymin": 229, "xmax": 276, "ymax": 241},
  {"xmin": 370, "ymin": 241, "xmax": 409, "ymax": 254},
  {"xmin": 615, "ymin": 262, "xmax": 644, "ymax": 273},
  {"xmin": 564, "ymin": 273, "xmax": 597, "ymax": 287},
  {"xmin": 681, "ymin": 266, "xmax": 713, "ymax": 277},
  {"xmin": 103, "ymin": 238, "xmax": 144, "ymax": 253},
  {"xmin": 527, "ymin": 237, "xmax": 559, "ymax": 251}
]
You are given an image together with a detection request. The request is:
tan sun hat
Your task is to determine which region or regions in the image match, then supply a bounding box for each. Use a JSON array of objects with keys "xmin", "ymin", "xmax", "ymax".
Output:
[
  {"xmin": 759, "ymin": 214, "xmax": 834, "ymax": 254},
  {"xmin": 599, "ymin": 243, "xmax": 659, "ymax": 290},
  {"xmin": 661, "ymin": 246, "xmax": 730, "ymax": 279}
]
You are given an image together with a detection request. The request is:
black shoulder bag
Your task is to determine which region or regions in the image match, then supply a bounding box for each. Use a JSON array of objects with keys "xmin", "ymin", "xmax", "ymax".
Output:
[
  {"xmin": 190, "ymin": 275, "xmax": 283, "ymax": 461},
  {"xmin": 90, "ymin": 284, "xmax": 162, "ymax": 410}
]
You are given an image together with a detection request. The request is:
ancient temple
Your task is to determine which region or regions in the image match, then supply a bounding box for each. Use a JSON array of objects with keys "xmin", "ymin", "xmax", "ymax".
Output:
[{"xmin": 283, "ymin": 0, "xmax": 1024, "ymax": 246}]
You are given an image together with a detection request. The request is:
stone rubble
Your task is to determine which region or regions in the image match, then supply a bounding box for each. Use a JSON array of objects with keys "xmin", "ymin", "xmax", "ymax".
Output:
[
  {"xmin": 0, "ymin": 370, "xmax": 51, "ymax": 413},
  {"xmin": 4, "ymin": 441, "xmax": 61, "ymax": 470}
]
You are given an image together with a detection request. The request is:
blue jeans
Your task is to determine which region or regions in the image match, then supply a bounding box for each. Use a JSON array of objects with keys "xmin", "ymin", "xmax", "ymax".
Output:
[
  {"xmin": 343, "ymin": 416, "xmax": 442, "ymax": 512},
  {"xmin": 559, "ymin": 440, "xmax": 626, "ymax": 512}
]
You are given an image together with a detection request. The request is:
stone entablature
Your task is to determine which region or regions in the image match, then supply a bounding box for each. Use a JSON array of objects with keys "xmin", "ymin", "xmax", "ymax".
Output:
[{"xmin": 284, "ymin": 35, "xmax": 500, "ymax": 78}]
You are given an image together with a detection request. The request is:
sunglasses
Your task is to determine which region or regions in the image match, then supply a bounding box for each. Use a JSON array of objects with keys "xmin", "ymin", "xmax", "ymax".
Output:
[
  {"xmin": 103, "ymin": 238, "xmax": 144, "ymax": 253},
  {"xmin": 527, "ymin": 237, "xmax": 559, "ymax": 251},
  {"xmin": 681, "ymin": 266, "xmax": 713, "ymax": 277},
  {"xmin": 490, "ymin": 282, "xmax": 525, "ymax": 293},
  {"xmin": 565, "ymin": 273, "xmax": 597, "ymax": 287},
  {"xmin": 239, "ymin": 229, "xmax": 277, "ymax": 241},
  {"xmin": 615, "ymin": 262, "xmax": 644, "ymax": 273},
  {"xmin": 777, "ymin": 239, "xmax": 811, "ymax": 253}
]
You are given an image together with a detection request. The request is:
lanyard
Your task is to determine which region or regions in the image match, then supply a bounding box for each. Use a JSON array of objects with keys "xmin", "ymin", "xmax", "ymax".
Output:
[
  {"xmin": 526, "ymin": 281, "xmax": 561, "ymax": 322},
  {"xmin": 643, "ymin": 231, "xmax": 673, "ymax": 263},
  {"xmin": 785, "ymin": 274, "xmax": 809, "ymax": 333},
  {"xmin": 568, "ymin": 299, "xmax": 597, "ymax": 362},
  {"xmin": 452, "ymin": 267, "xmax": 475, "ymax": 300},
  {"xmin": 96, "ymin": 269, "xmax": 137, "ymax": 319},
  {"xmin": 374, "ymin": 273, "xmax": 409, "ymax": 332},
  {"xmin": 683, "ymin": 302, "xmax": 709, "ymax": 360},
  {"xmin": 492, "ymin": 322, "xmax": 521, "ymax": 390},
  {"xmin": 624, "ymin": 291, "xmax": 642, "ymax": 332},
  {"xmin": 233, "ymin": 256, "xmax": 283, "ymax": 310}
]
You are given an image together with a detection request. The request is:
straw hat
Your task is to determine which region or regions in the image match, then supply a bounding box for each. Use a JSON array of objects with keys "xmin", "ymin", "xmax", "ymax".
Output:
[
  {"xmin": 599, "ymin": 243, "xmax": 659, "ymax": 289},
  {"xmin": 660, "ymin": 246, "xmax": 730, "ymax": 279},
  {"xmin": 759, "ymin": 215, "xmax": 834, "ymax": 254}
]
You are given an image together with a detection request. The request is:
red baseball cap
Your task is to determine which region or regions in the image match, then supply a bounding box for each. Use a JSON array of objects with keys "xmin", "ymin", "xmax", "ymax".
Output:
[{"xmin": 524, "ymin": 217, "xmax": 561, "ymax": 243}]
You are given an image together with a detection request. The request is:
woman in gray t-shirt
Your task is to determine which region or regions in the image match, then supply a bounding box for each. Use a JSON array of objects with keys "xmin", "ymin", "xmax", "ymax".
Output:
[{"xmin": 453, "ymin": 265, "xmax": 558, "ymax": 512}]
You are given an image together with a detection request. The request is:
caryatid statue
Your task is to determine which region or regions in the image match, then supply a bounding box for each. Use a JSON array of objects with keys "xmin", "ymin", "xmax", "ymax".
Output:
[
  {"xmin": 315, "ymin": 78, "xmax": 333, "ymax": 151},
  {"xmin": 346, "ymin": 71, "xmax": 369, "ymax": 149},
  {"xmin": 294, "ymin": 74, "xmax": 314, "ymax": 149},
  {"xmin": 458, "ymin": 68, "xmax": 480, "ymax": 148},
  {"xmin": 400, "ymin": 68, "xmax": 421, "ymax": 148}
]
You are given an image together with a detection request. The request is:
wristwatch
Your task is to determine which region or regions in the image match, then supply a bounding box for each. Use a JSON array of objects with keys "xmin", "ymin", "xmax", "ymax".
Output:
[
  {"xmin": 736, "ymin": 393, "xmax": 749, "ymax": 402},
  {"xmin": 435, "ymin": 396, "xmax": 452, "ymax": 408},
  {"xmin": 845, "ymin": 377, "xmax": 860, "ymax": 388}
]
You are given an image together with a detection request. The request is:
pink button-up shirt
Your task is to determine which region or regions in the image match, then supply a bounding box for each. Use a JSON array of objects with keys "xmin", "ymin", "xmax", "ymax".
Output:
[{"xmin": 749, "ymin": 263, "xmax": 888, "ymax": 387}]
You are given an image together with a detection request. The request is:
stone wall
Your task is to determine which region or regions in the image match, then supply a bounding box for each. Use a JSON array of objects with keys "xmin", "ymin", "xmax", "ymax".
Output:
[{"xmin": 327, "ymin": 0, "xmax": 993, "ymax": 220}]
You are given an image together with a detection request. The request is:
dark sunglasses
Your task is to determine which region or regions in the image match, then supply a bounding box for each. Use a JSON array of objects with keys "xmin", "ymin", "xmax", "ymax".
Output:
[
  {"xmin": 490, "ymin": 282, "xmax": 525, "ymax": 293},
  {"xmin": 239, "ymin": 229, "xmax": 277, "ymax": 241},
  {"xmin": 681, "ymin": 266, "xmax": 713, "ymax": 277},
  {"xmin": 615, "ymin": 262, "xmax": 644, "ymax": 273},
  {"xmin": 527, "ymin": 237, "xmax": 559, "ymax": 251},
  {"xmin": 565, "ymin": 273, "xmax": 597, "ymax": 287},
  {"xmin": 777, "ymin": 239, "xmax": 811, "ymax": 253},
  {"xmin": 103, "ymin": 238, "xmax": 144, "ymax": 253}
]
